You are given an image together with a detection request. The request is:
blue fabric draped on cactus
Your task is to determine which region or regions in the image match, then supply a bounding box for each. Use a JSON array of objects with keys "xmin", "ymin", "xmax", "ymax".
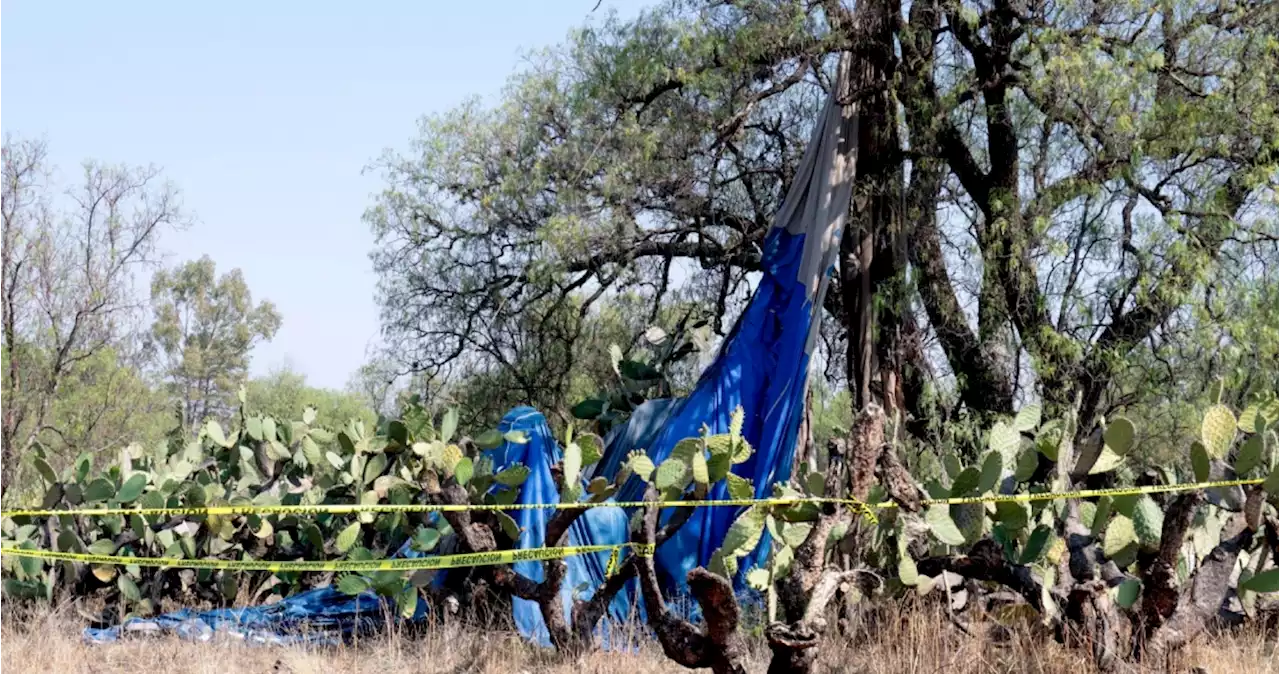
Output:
[
  {"xmin": 82, "ymin": 51, "xmax": 859, "ymax": 647},
  {"xmin": 590, "ymin": 52, "xmax": 859, "ymax": 596},
  {"xmin": 483, "ymin": 406, "xmax": 637, "ymax": 646},
  {"xmin": 81, "ymin": 406, "xmax": 635, "ymax": 648}
]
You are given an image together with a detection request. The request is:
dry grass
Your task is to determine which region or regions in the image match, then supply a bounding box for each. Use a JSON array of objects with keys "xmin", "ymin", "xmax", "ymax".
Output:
[{"xmin": 1, "ymin": 601, "xmax": 1274, "ymax": 674}]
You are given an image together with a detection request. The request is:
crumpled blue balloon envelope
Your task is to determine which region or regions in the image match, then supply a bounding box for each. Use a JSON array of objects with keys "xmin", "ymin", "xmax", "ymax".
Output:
[
  {"xmin": 83, "ymin": 536, "xmax": 431, "ymax": 645},
  {"xmin": 481, "ymin": 405, "xmax": 639, "ymax": 647},
  {"xmin": 83, "ymin": 406, "xmax": 636, "ymax": 649},
  {"xmin": 589, "ymin": 53, "xmax": 857, "ymax": 600},
  {"xmin": 84, "ymin": 50, "xmax": 857, "ymax": 645}
]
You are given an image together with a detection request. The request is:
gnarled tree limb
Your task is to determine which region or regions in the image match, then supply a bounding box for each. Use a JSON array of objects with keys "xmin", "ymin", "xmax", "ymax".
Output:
[
  {"xmin": 633, "ymin": 486, "xmax": 747, "ymax": 674},
  {"xmin": 918, "ymin": 538, "xmax": 1048, "ymax": 613},
  {"xmin": 1138, "ymin": 515, "xmax": 1256, "ymax": 662}
]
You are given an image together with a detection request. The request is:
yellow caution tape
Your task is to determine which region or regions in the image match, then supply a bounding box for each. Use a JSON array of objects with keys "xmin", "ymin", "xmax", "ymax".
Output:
[
  {"xmin": 605, "ymin": 546, "xmax": 621, "ymax": 577},
  {"xmin": 0, "ymin": 496, "xmax": 877, "ymax": 521},
  {"xmin": 904, "ymin": 478, "xmax": 1265, "ymax": 508},
  {"xmin": 0, "ymin": 478, "xmax": 1262, "ymax": 521},
  {"xmin": 0, "ymin": 541, "xmax": 656, "ymax": 573},
  {"xmin": 0, "ymin": 479, "xmax": 1262, "ymax": 573}
]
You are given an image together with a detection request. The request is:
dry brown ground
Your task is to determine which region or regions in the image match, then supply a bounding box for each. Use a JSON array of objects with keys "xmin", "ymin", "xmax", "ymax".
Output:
[{"xmin": 1, "ymin": 601, "xmax": 1275, "ymax": 674}]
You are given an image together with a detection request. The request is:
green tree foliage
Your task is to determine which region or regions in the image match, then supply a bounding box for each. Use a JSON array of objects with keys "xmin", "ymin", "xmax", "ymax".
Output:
[
  {"xmin": 468, "ymin": 294, "xmax": 714, "ymax": 427},
  {"xmin": 366, "ymin": 0, "xmax": 1277, "ymax": 446},
  {"xmin": 1, "ymin": 136, "xmax": 186, "ymax": 494},
  {"xmin": 1113, "ymin": 274, "xmax": 1278, "ymax": 467},
  {"xmin": 149, "ymin": 256, "xmax": 282, "ymax": 430},
  {"xmin": 40, "ymin": 347, "xmax": 170, "ymax": 464},
  {"xmin": 246, "ymin": 365, "xmax": 376, "ymax": 432},
  {"xmin": 364, "ymin": 1, "xmax": 831, "ymax": 418}
]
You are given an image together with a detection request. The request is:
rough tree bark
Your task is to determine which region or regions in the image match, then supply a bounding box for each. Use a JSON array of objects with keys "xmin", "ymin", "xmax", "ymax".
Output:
[
  {"xmin": 918, "ymin": 539, "xmax": 1049, "ymax": 613},
  {"xmin": 829, "ymin": 0, "xmax": 905, "ymax": 417},
  {"xmin": 634, "ymin": 486, "xmax": 750, "ymax": 674},
  {"xmin": 1137, "ymin": 508, "xmax": 1262, "ymax": 663},
  {"xmin": 846, "ymin": 404, "xmax": 886, "ymax": 503},
  {"xmin": 897, "ymin": 0, "xmax": 1014, "ymax": 418},
  {"xmin": 629, "ymin": 482, "xmax": 871, "ymax": 674}
]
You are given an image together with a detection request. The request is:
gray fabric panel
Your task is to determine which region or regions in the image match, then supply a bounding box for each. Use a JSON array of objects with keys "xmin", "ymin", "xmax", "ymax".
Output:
[{"xmin": 768, "ymin": 52, "xmax": 859, "ymax": 354}]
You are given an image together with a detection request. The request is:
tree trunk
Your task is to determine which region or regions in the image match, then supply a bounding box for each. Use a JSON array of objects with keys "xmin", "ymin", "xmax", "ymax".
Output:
[
  {"xmin": 840, "ymin": 0, "xmax": 902, "ymax": 417},
  {"xmin": 794, "ymin": 388, "xmax": 815, "ymax": 475}
]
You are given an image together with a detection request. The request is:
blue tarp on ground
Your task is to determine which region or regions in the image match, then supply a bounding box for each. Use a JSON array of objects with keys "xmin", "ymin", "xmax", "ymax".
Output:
[{"xmin": 83, "ymin": 538, "xmax": 430, "ymax": 645}]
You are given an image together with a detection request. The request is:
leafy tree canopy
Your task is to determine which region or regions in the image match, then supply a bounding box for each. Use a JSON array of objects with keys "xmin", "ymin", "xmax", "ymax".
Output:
[{"xmin": 366, "ymin": 0, "xmax": 1277, "ymax": 442}]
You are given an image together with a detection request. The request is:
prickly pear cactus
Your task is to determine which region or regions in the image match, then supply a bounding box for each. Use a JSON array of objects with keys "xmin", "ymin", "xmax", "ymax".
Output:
[
  {"xmin": 0, "ymin": 393, "xmax": 529, "ymax": 621},
  {"xmin": 894, "ymin": 397, "xmax": 1280, "ymax": 616}
]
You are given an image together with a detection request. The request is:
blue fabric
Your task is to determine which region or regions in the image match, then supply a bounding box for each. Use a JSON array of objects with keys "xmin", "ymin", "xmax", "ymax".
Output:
[
  {"xmin": 583, "ymin": 60, "xmax": 854, "ymax": 599},
  {"xmin": 82, "ymin": 223, "xmax": 832, "ymax": 646},
  {"xmin": 85, "ymin": 69, "xmax": 851, "ymax": 645},
  {"xmin": 588, "ymin": 399, "xmax": 683, "ymax": 483},
  {"xmin": 486, "ymin": 406, "xmax": 637, "ymax": 646},
  {"xmin": 82, "ymin": 408, "xmax": 639, "ymax": 648},
  {"xmin": 599, "ymin": 224, "xmax": 821, "ymax": 596},
  {"xmin": 83, "ymin": 538, "xmax": 430, "ymax": 645},
  {"xmin": 81, "ymin": 223, "xmax": 827, "ymax": 643},
  {"xmin": 84, "ymin": 407, "xmax": 640, "ymax": 647}
]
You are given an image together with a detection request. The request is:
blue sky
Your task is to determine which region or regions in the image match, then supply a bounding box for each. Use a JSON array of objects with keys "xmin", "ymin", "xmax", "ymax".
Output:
[{"xmin": 2, "ymin": 0, "xmax": 650, "ymax": 390}]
